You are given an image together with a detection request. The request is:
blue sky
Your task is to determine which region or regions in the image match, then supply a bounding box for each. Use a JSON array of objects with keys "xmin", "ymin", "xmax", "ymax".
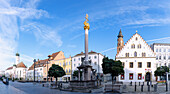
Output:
[{"xmin": 0, "ymin": 0, "xmax": 170, "ymax": 70}]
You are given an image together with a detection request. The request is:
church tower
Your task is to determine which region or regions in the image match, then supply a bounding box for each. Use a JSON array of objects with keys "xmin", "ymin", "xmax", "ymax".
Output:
[
  {"xmin": 16, "ymin": 52, "xmax": 20, "ymax": 64},
  {"xmin": 117, "ymin": 29, "xmax": 124, "ymax": 54}
]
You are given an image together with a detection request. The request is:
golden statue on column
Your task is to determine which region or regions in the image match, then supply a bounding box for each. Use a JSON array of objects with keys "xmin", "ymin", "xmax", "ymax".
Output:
[{"xmin": 84, "ymin": 14, "xmax": 90, "ymax": 30}]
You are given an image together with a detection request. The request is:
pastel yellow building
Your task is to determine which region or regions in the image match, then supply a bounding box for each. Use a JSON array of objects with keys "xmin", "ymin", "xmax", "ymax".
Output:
[{"xmin": 48, "ymin": 51, "xmax": 72, "ymax": 81}]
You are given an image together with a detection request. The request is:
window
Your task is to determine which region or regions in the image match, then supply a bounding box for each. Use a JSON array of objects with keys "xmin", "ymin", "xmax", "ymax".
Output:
[
  {"xmin": 138, "ymin": 62, "xmax": 142, "ymax": 68},
  {"xmin": 131, "ymin": 44, "xmax": 135, "ymax": 49},
  {"xmin": 147, "ymin": 62, "xmax": 151, "ymax": 68},
  {"xmin": 66, "ymin": 69, "xmax": 67, "ymax": 73},
  {"xmin": 159, "ymin": 49, "xmax": 161, "ymax": 52},
  {"xmin": 120, "ymin": 74, "xmax": 124, "ymax": 80},
  {"xmin": 94, "ymin": 62, "xmax": 97, "ymax": 65},
  {"xmin": 136, "ymin": 37, "xmax": 138, "ymax": 40},
  {"xmin": 66, "ymin": 62, "xmax": 67, "ymax": 65},
  {"xmin": 129, "ymin": 73, "xmax": 133, "ymax": 80},
  {"xmin": 159, "ymin": 56, "xmax": 161, "ymax": 60},
  {"xmin": 122, "ymin": 62, "xmax": 125, "ymax": 68},
  {"xmin": 63, "ymin": 62, "xmax": 65, "ymax": 66},
  {"xmin": 156, "ymin": 49, "xmax": 158, "ymax": 52},
  {"xmin": 165, "ymin": 63, "xmax": 166, "ymax": 66},
  {"xmin": 164, "ymin": 49, "xmax": 166, "ymax": 52},
  {"xmin": 156, "ymin": 56, "xmax": 158, "ymax": 60},
  {"xmin": 169, "ymin": 56, "xmax": 170, "ymax": 60},
  {"xmin": 169, "ymin": 49, "xmax": 170, "ymax": 52},
  {"xmin": 74, "ymin": 59, "xmax": 76, "ymax": 61},
  {"xmin": 79, "ymin": 58, "xmax": 80, "ymax": 61},
  {"xmin": 74, "ymin": 64, "xmax": 76, "ymax": 67},
  {"xmin": 129, "ymin": 62, "xmax": 133, "ymax": 68},
  {"xmin": 69, "ymin": 69, "xmax": 70, "ymax": 73},
  {"xmin": 164, "ymin": 56, "xmax": 166, "ymax": 60},
  {"xmin": 94, "ymin": 56, "xmax": 97, "ymax": 59},
  {"xmin": 69, "ymin": 62, "xmax": 70, "ymax": 65},
  {"xmin": 138, "ymin": 73, "xmax": 142, "ymax": 80},
  {"xmin": 89, "ymin": 56, "xmax": 91, "ymax": 59},
  {"xmin": 134, "ymin": 51, "xmax": 137, "ymax": 57},
  {"xmin": 125, "ymin": 53, "xmax": 129, "ymax": 57},
  {"xmin": 137, "ymin": 44, "xmax": 141, "ymax": 48},
  {"xmin": 142, "ymin": 52, "xmax": 146, "ymax": 57},
  {"xmin": 168, "ymin": 63, "xmax": 170, "ymax": 68}
]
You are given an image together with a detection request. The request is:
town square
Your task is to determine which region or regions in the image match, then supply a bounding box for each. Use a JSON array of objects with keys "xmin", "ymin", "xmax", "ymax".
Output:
[{"xmin": 0, "ymin": 0, "xmax": 170, "ymax": 94}]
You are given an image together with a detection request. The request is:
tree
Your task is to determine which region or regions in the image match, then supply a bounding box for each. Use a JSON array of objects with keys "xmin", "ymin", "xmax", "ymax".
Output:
[
  {"xmin": 48, "ymin": 64, "xmax": 66, "ymax": 84},
  {"xmin": 73, "ymin": 70, "xmax": 82, "ymax": 80},
  {"xmin": 154, "ymin": 66, "xmax": 169, "ymax": 80},
  {"xmin": 102, "ymin": 57, "xmax": 124, "ymax": 86}
]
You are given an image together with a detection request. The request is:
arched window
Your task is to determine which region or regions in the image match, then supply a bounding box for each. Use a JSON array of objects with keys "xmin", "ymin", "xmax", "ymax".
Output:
[
  {"xmin": 142, "ymin": 52, "xmax": 146, "ymax": 57},
  {"xmin": 131, "ymin": 44, "xmax": 135, "ymax": 49},
  {"xmin": 138, "ymin": 44, "xmax": 141, "ymax": 48},
  {"xmin": 134, "ymin": 51, "xmax": 137, "ymax": 57},
  {"xmin": 125, "ymin": 53, "xmax": 129, "ymax": 57},
  {"xmin": 136, "ymin": 37, "xmax": 138, "ymax": 40}
]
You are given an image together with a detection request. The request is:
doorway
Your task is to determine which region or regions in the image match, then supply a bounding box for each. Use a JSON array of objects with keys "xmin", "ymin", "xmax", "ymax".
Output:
[{"xmin": 145, "ymin": 72, "xmax": 151, "ymax": 81}]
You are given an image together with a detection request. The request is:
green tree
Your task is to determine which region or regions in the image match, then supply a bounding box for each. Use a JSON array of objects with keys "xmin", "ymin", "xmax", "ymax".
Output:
[
  {"xmin": 73, "ymin": 70, "xmax": 82, "ymax": 79},
  {"xmin": 154, "ymin": 66, "xmax": 169, "ymax": 80},
  {"xmin": 48, "ymin": 64, "xmax": 66, "ymax": 84},
  {"xmin": 102, "ymin": 57, "xmax": 124, "ymax": 85}
]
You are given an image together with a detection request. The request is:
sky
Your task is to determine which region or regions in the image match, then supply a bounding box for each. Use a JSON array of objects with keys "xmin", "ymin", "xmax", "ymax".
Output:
[{"xmin": 0, "ymin": 0, "xmax": 170, "ymax": 71}]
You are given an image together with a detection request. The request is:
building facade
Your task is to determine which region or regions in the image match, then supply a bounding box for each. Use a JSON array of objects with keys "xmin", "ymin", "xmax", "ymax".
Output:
[
  {"xmin": 116, "ymin": 30, "xmax": 156, "ymax": 82},
  {"xmin": 150, "ymin": 43, "xmax": 170, "ymax": 68},
  {"xmin": 71, "ymin": 51, "xmax": 104, "ymax": 80}
]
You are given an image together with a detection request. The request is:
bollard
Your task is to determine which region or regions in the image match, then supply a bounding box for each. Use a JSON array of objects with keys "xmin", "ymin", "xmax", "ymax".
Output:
[
  {"xmin": 147, "ymin": 81, "xmax": 149, "ymax": 86},
  {"xmin": 135, "ymin": 82, "xmax": 136, "ymax": 91},
  {"xmin": 166, "ymin": 82, "xmax": 168, "ymax": 91},
  {"xmin": 154, "ymin": 84, "xmax": 157, "ymax": 92},
  {"xmin": 148, "ymin": 85, "xmax": 150, "ymax": 92},
  {"xmin": 130, "ymin": 81, "xmax": 132, "ymax": 86},
  {"xmin": 143, "ymin": 82, "xmax": 144, "ymax": 86},
  {"xmin": 139, "ymin": 82, "xmax": 140, "ymax": 86},
  {"xmin": 141, "ymin": 85, "xmax": 143, "ymax": 92}
]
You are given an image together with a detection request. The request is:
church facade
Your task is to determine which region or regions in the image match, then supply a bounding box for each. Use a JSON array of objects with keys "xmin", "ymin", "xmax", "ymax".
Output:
[{"xmin": 116, "ymin": 30, "xmax": 156, "ymax": 82}]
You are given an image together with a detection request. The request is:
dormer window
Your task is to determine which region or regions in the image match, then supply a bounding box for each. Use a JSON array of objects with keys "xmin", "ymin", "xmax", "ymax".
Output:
[{"xmin": 131, "ymin": 44, "xmax": 135, "ymax": 49}]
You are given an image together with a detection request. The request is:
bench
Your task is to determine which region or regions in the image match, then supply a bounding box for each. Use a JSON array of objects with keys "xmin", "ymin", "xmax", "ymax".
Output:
[{"xmin": 104, "ymin": 84, "xmax": 122, "ymax": 93}]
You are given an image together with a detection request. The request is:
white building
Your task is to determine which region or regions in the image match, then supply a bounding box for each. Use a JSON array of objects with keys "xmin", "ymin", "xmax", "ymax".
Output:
[
  {"xmin": 116, "ymin": 30, "xmax": 156, "ymax": 82},
  {"xmin": 72, "ymin": 51, "xmax": 104, "ymax": 79},
  {"xmin": 27, "ymin": 59, "xmax": 47, "ymax": 81},
  {"xmin": 5, "ymin": 53, "xmax": 27, "ymax": 80},
  {"xmin": 150, "ymin": 43, "xmax": 170, "ymax": 68}
]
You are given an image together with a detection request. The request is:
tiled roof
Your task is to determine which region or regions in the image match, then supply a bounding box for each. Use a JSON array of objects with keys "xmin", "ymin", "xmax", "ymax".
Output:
[
  {"xmin": 152, "ymin": 43, "xmax": 170, "ymax": 46},
  {"xmin": 74, "ymin": 51, "xmax": 100, "ymax": 57},
  {"xmin": 6, "ymin": 66, "xmax": 13, "ymax": 70},
  {"xmin": 48, "ymin": 51, "xmax": 60, "ymax": 60},
  {"xmin": 28, "ymin": 59, "xmax": 48, "ymax": 70},
  {"xmin": 16, "ymin": 62, "xmax": 27, "ymax": 68}
]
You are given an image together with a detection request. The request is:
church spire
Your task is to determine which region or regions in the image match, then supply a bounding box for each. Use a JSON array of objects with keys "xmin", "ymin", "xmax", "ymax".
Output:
[
  {"xmin": 118, "ymin": 29, "xmax": 123, "ymax": 38},
  {"xmin": 117, "ymin": 29, "xmax": 124, "ymax": 54}
]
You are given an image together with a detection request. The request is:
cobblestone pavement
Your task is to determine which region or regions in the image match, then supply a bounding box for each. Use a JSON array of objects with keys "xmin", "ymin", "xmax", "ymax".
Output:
[{"xmin": 2, "ymin": 81, "xmax": 170, "ymax": 94}]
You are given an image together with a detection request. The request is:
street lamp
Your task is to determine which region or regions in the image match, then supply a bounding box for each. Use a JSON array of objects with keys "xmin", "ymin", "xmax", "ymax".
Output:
[
  {"xmin": 33, "ymin": 59, "xmax": 36, "ymax": 82},
  {"xmin": 47, "ymin": 55, "xmax": 51, "ymax": 82}
]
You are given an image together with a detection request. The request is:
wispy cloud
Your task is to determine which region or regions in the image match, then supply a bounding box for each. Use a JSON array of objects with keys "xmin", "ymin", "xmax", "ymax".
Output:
[
  {"xmin": 21, "ymin": 22, "xmax": 62, "ymax": 47},
  {"xmin": 146, "ymin": 37, "xmax": 170, "ymax": 42},
  {"xmin": 0, "ymin": 0, "xmax": 48, "ymax": 70}
]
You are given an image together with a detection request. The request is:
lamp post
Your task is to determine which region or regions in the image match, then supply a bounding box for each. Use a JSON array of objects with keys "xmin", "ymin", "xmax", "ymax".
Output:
[
  {"xmin": 33, "ymin": 59, "xmax": 36, "ymax": 82},
  {"xmin": 47, "ymin": 55, "xmax": 51, "ymax": 82}
]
